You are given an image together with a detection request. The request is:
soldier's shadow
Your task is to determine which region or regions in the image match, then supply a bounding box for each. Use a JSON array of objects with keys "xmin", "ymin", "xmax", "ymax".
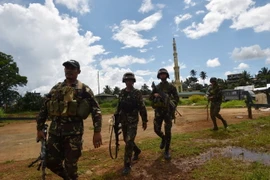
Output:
[{"xmin": 145, "ymin": 153, "xmax": 181, "ymax": 179}]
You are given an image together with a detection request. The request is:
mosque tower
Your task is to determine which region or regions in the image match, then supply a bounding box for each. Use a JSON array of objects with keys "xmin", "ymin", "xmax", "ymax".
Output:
[{"xmin": 172, "ymin": 38, "xmax": 183, "ymax": 92}]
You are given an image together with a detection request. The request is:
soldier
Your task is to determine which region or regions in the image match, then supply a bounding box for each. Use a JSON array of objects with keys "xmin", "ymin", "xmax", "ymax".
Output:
[
  {"xmin": 207, "ymin": 77, "xmax": 228, "ymax": 131},
  {"xmin": 36, "ymin": 60, "xmax": 102, "ymax": 180},
  {"xmin": 115, "ymin": 72, "xmax": 148, "ymax": 175},
  {"xmin": 149, "ymin": 68, "xmax": 179, "ymax": 160}
]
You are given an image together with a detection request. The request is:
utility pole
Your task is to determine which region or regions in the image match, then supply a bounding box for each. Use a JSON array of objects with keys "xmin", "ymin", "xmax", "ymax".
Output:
[{"xmin": 97, "ymin": 71, "xmax": 100, "ymax": 94}]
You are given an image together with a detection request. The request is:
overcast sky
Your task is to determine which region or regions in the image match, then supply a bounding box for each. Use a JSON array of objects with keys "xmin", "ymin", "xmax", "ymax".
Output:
[{"xmin": 0, "ymin": 0, "xmax": 269, "ymax": 95}]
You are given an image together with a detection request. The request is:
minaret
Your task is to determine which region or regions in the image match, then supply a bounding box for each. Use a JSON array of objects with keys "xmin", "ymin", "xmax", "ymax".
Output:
[{"xmin": 173, "ymin": 38, "xmax": 183, "ymax": 92}]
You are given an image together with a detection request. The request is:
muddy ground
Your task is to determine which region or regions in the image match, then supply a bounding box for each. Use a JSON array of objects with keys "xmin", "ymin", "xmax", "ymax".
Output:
[{"xmin": 0, "ymin": 106, "xmax": 269, "ymax": 163}]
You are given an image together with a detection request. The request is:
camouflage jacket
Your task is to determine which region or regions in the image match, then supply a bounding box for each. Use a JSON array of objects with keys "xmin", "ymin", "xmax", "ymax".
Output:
[
  {"xmin": 207, "ymin": 84, "xmax": 223, "ymax": 103},
  {"xmin": 149, "ymin": 81, "xmax": 179, "ymax": 109},
  {"xmin": 115, "ymin": 87, "xmax": 148, "ymax": 123},
  {"xmin": 36, "ymin": 80, "xmax": 102, "ymax": 136}
]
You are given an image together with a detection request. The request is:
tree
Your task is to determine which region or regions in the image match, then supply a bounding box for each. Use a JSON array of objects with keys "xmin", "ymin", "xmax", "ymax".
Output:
[
  {"xmin": 239, "ymin": 70, "xmax": 252, "ymax": 86},
  {"xmin": 140, "ymin": 84, "xmax": 151, "ymax": 95},
  {"xmin": 190, "ymin": 69, "xmax": 197, "ymax": 77},
  {"xmin": 112, "ymin": 86, "xmax": 121, "ymax": 95},
  {"xmin": 199, "ymin": 71, "xmax": 207, "ymax": 86},
  {"xmin": 103, "ymin": 85, "xmax": 113, "ymax": 94},
  {"xmin": 0, "ymin": 52, "xmax": 27, "ymax": 107},
  {"xmin": 16, "ymin": 92, "xmax": 43, "ymax": 111},
  {"xmin": 257, "ymin": 67, "xmax": 270, "ymax": 86}
]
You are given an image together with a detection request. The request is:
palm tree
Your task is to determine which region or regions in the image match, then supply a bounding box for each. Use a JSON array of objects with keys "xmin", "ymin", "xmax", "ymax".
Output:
[
  {"xmin": 190, "ymin": 69, "xmax": 197, "ymax": 77},
  {"xmin": 199, "ymin": 71, "xmax": 207, "ymax": 86},
  {"xmin": 239, "ymin": 70, "xmax": 252, "ymax": 86},
  {"xmin": 257, "ymin": 67, "xmax": 270, "ymax": 85}
]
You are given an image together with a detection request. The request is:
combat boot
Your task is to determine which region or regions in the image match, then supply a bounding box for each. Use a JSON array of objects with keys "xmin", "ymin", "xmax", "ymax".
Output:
[
  {"xmin": 164, "ymin": 151, "xmax": 171, "ymax": 160},
  {"xmin": 122, "ymin": 163, "xmax": 131, "ymax": 175},
  {"xmin": 212, "ymin": 119, "xmax": 218, "ymax": 131},
  {"xmin": 221, "ymin": 119, "xmax": 228, "ymax": 129},
  {"xmin": 212, "ymin": 127, "xmax": 218, "ymax": 131},
  {"xmin": 160, "ymin": 136, "xmax": 166, "ymax": 149},
  {"xmin": 133, "ymin": 148, "xmax": 141, "ymax": 161}
]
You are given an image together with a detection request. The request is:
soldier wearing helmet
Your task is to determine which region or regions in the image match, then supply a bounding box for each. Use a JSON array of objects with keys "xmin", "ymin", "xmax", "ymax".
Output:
[
  {"xmin": 149, "ymin": 68, "xmax": 179, "ymax": 160},
  {"xmin": 157, "ymin": 68, "xmax": 170, "ymax": 79},
  {"xmin": 122, "ymin": 72, "xmax": 136, "ymax": 82},
  {"xmin": 115, "ymin": 72, "xmax": 148, "ymax": 175},
  {"xmin": 207, "ymin": 77, "xmax": 228, "ymax": 130}
]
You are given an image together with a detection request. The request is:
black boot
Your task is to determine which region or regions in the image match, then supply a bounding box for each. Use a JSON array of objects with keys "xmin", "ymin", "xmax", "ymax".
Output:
[
  {"xmin": 164, "ymin": 140, "xmax": 171, "ymax": 160},
  {"xmin": 122, "ymin": 163, "xmax": 131, "ymax": 175},
  {"xmin": 160, "ymin": 136, "xmax": 166, "ymax": 149},
  {"xmin": 212, "ymin": 119, "xmax": 218, "ymax": 131},
  {"xmin": 133, "ymin": 146, "xmax": 141, "ymax": 161},
  {"xmin": 164, "ymin": 150, "xmax": 171, "ymax": 160},
  {"xmin": 221, "ymin": 119, "xmax": 228, "ymax": 129}
]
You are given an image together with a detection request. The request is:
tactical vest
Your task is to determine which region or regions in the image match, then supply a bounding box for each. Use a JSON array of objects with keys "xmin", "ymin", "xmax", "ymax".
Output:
[
  {"xmin": 119, "ymin": 89, "xmax": 139, "ymax": 113},
  {"xmin": 151, "ymin": 95, "xmax": 170, "ymax": 109},
  {"xmin": 151, "ymin": 83, "xmax": 172, "ymax": 109},
  {"xmin": 46, "ymin": 81, "xmax": 91, "ymax": 119}
]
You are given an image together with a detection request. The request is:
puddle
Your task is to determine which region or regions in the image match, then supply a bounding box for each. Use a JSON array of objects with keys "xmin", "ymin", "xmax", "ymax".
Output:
[{"xmin": 200, "ymin": 146, "xmax": 270, "ymax": 165}]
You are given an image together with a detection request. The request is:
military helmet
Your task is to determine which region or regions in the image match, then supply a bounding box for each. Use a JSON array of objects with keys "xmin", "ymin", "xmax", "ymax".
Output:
[
  {"xmin": 210, "ymin": 77, "xmax": 217, "ymax": 83},
  {"xmin": 157, "ymin": 68, "xmax": 170, "ymax": 79},
  {"xmin": 122, "ymin": 72, "xmax": 136, "ymax": 82}
]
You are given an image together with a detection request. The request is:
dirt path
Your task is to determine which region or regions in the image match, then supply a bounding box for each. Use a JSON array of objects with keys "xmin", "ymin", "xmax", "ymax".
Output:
[{"xmin": 0, "ymin": 107, "xmax": 269, "ymax": 163}]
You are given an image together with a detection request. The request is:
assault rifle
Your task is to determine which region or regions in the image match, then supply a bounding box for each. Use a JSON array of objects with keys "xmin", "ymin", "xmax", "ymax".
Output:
[
  {"xmin": 206, "ymin": 99, "xmax": 210, "ymax": 121},
  {"xmin": 28, "ymin": 124, "xmax": 48, "ymax": 180},
  {"xmin": 109, "ymin": 114, "xmax": 122, "ymax": 159},
  {"xmin": 151, "ymin": 82, "xmax": 182, "ymax": 123}
]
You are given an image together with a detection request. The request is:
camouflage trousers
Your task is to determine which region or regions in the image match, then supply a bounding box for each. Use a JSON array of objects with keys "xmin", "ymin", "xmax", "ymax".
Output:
[
  {"xmin": 121, "ymin": 119, "xmax": 139, "ymax": 165},
  {"xmin": 46, "ymin": 134, "xmax": 82, "ymax": 180},
  {"xmin": 210, "ymin": 102, "xmax": 227, "ymax": 128},
  {"xmin": 154, "ymin": 109, "xmax": 173, "ymax": 150}
]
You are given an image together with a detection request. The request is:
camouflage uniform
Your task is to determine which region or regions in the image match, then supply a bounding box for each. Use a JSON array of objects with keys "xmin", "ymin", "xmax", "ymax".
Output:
[
  {"xmin": 149, "ymin": 80, "xmax": 179, "ymax": 156},
  {"xmin": 115, "ymin": 87, "xmax": 148, "ymax": 169},
  {"xmin": 207, "ymin": 80, "xmax": 228, "ymax": 130},
  {"xmin": 36, "ymin": 80, "xmax": 102, "ymax": 179}
]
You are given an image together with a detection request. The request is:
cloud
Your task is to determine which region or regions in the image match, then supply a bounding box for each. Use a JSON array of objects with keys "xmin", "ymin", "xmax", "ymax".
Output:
[
  {"xmin": 196, "ymin": 10, "xmax": 205, "ymax": 15},
  {"xmin": 231, "ymin": 45, "xmax": 270, "ymax": 64},
  {"xmin": 139, "ymin": 49, "xmax": 148, "ymax": 53},
  {"xmin": 134, "ymin": 70, "xmax": 153, "ymax": 76},
  {"xmin": 184, "ymin": 0, "xmax": 196, "ymax": 9},
  {"xmin": 234, "ymin": 63, "xmax": 249, "ymax": 70},
  {"xmin": 230, "ymin": 3, "xmax": 270, "ymax": 32},
  {"xmin": 225, "ymin": 71, "xmax": 238, "ymax": 76},
  {"xmin": 100, "ymin": 55, "xmax": 147, "ymax": 69},
  {"xmin": 206, "ymin": 58, "xmax": 221, "ymax": 67},
  {"xmin": 266, "ymin": 58, "xmax": 270, "ymax": 64},
  {"xmin": 0, "ymin": 1, "xmax": 105, "ymax": 95},
  {"xmin": 174, "ymin": 13, "xmax": 192, "ymax": 26},
  {"xmin": 182, "ymin": 0, "xmax": 258, "ymax": 39},
  {"xmin": 138, "ymin": 0, "xmax": 165, "ymax": 14},
  {"xmin": 138, "ymin": 0, "xmax": 154, "ymax": 13},
  {"xmin": 111, "ymin": 11, "xmax": 162, "ymax": 48},
  {"xmin": 55, "ymin": 0, "xmax": 90, "ymax": 14}
]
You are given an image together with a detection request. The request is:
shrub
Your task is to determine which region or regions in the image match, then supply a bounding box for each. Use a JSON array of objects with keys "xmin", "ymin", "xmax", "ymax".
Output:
[
  {"xmin": 222, "ymin": 100, "xmax": 246, "ymax": 108},
  {"xmin": 0, "ymin": 108, "xmax": 5, "ymax": 118},
  {"xmin": 188, "ymin": 95, "xmax": 206, "ymax": 103}
]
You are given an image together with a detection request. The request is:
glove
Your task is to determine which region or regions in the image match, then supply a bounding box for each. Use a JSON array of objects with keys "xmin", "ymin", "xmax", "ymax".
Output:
[{"xmin": 142, "ymin": 122, "xmax": 147, "ymax": 130}]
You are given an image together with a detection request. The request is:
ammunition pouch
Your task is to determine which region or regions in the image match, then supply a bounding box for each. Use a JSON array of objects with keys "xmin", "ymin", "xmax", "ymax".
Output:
[
  {"xmin": 77, "ymin": 99, "xmax": 91, "ymax": 119},
  {"xmin": 47, "ymin": 81, "xmax": 91, "ymax": 119},
  {"xmin": 151, "ymin": 96, "xmax": 169, "ymax": 109},
  {"xmin": 120, "ymin": 100, "xmax": 138, "ymax": 113}
]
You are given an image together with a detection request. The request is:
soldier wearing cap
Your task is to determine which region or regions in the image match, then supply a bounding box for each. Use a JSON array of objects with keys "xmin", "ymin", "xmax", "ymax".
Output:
[
  {"xmin": 36, "ymin": 59, "xmax": 102, "ymax": 179},
  {"xmin": 207, "ymin": 77, "xmax": 228, "ymax": 130},
  {"xmin": 114, "ymin": 72, "xmax": 148, "ymax": 175},
  {"xmin": 149, "ymin": 68, "xmax": 179, "ymax": 160}
]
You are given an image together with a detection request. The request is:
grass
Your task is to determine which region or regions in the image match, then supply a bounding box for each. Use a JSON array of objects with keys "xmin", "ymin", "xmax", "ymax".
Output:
[{"xmin": 1, "ymin": 115, "xmax": 269, "ymax": 179}]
